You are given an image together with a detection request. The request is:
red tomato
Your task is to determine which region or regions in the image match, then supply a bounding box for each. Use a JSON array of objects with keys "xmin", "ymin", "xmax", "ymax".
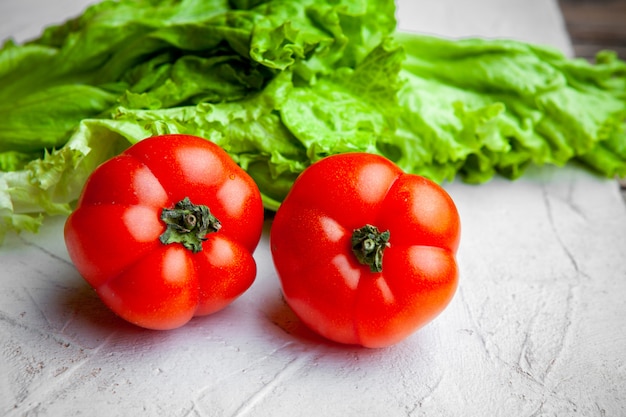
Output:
[
  {"xmin": 270, "ymin": 153, "xmax": 460, "ymax": 348},
  {"xmin": 64, "ymin": 134, "xmax": 264, "ymax": 330}
]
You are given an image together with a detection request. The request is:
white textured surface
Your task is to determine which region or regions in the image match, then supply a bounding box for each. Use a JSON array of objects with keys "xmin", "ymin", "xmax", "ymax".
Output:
[
  {"xmin": 396, "ymin": 0, "xmax": 574, "ymax": 56},
  {"xmin": 1, "ymin": 1, "xmax": 625, "ymax": 416}
]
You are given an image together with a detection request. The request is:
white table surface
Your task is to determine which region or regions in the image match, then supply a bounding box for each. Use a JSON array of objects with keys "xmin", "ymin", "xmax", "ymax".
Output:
[{"xmin": 1, "ymin": 1, "xmax": 625, "ymax": 416}]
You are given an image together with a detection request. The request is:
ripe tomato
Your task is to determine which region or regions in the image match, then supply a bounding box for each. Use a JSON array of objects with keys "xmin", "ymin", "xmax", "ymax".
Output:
[
  {"xmin": 64, "ymin": 134, "xmax": 264, "ymax": 330},
  {"xmin": 270, "ymin": 153, "xmax": 460, "ymax": 348}
]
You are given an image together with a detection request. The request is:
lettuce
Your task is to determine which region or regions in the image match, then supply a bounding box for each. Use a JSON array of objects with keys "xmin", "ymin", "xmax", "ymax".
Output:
[
  {"xmin": 393, "ymin": 34, "xmax": 626, "ymax": 183},
  {"xmin": 1, "ymin": 0, "xmax": 625, "ymax": 241}
]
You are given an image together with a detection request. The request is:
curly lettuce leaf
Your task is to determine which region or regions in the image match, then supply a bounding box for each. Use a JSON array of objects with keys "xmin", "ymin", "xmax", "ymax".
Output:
[
  {"xmin": 1, "ymin": 0, "xmax": 625, "ymax": 242},
  {"xmin": 0, "ymin": 0, "xmax": 394, "ymax": 238},
  {"xmin": 391, "ymin": 33, "xmax": 626, "ymax": 182}
]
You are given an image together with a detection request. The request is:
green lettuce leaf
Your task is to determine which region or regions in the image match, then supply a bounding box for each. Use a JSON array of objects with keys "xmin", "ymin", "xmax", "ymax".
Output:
[
  {"xmin": 1, "ymin": 0, "xmax": 393, "ymax": 238},
  {"xmin": 391, "ymin": 33, "xmax": 626, "ymax": 182},
  {"xmin": 0, "ymin": 0, "xmax": 625, "ymax": 242}
]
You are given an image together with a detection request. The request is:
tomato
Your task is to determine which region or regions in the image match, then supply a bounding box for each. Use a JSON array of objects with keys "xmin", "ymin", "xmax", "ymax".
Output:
[
  {"xmin": 270, "ymin": 153, "xmax": 460, "ymax": 348},
  {"xmin": 64, "ymin": 134, "xmax": 264, "ymax": 330}
]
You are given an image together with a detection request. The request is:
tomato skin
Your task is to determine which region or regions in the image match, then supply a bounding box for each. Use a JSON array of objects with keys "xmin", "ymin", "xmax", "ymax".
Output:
[
  {"xmin": 64, "ymin": 134, "xmax": 264, "ymax": 330},
  {"xmin": 270, "ymin": 153, "xmax": 461, "ymax": 348}
]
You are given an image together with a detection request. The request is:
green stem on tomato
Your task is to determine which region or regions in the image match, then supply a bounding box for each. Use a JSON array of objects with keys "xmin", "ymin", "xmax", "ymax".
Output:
[
  {"xmin": 159, "ymin": 197, "xmax": 221, "ymax": 253},
  {"xmin": 351, "ymin": 224, "xmax": 390, "ymax": 273}
]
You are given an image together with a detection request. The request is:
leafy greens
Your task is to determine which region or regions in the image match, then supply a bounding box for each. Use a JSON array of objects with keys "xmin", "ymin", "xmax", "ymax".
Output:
[{"xmin": 1, "ymin": 0, "xmax": 625, "ymax": 240}]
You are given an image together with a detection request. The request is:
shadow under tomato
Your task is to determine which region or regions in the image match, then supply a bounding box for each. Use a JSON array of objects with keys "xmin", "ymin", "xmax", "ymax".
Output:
[
  {"xmin": 262, "ymin": 292, "xmax": 370, "ymax": 351},
  {"xmin": 58, "ymin": 278, "xmax": 146, "ymax": 336},
  {"xmin": 260, "ymin": 292, "xmax": 417, "ymax": 369},
  {"xmin": 57, "ymin": 272, "xmax": 255, "ymax": 349}
]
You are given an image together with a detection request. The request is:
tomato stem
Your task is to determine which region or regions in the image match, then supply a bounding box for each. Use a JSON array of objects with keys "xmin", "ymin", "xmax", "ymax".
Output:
[
  {"xmin": 159, "ymin": 197, "xmax": 221, "ymax": 253},
  {"xmin": 351, "ymin": 224, "xmax": 390, "ymax": 273}
]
